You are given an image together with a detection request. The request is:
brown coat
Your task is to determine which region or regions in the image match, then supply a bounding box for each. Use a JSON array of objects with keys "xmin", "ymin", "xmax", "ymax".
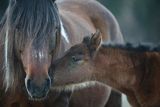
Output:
[{"xmin": 53, "ymin": 31, "xmax": 160, "ymax": 107}]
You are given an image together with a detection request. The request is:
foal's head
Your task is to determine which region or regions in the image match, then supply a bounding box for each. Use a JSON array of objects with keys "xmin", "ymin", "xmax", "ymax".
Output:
[
  {"xmin": 1, "ymin": 0, "xmax": 60, "ymax": 100},
  {"xmin": 53, "ymin": 31, "xmax": 102, "ymax": 87}
]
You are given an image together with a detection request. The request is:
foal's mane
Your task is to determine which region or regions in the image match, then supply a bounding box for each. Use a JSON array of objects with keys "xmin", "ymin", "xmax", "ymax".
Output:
[
  {"xmin": 102, "ymin": 42, "xmax": 160, "ymax": 52},
  {"xmin": 0, "ymin": 0, "xmax": 60, "ymax": 91},
  {"xmin": 83, "ymin": 35, "xmax": 160, "ymax": 52}
]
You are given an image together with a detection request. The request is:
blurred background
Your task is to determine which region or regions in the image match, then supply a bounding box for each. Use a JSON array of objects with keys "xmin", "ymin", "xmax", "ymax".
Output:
[
  {"xmin": 98, "ymin": 0, "xmax": 160, "ymax": 44},
  {"xmin": 1, "ymin": 0, "xmax": 160, "ymax": 43}
]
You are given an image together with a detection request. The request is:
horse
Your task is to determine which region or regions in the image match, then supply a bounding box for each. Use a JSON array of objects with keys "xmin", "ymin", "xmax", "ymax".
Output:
[
  {"xmin": 52, "ymin": 31, "xmax": 160, "ymax": 107},
  {"xmin": 0, "ymin": 0, "xmax": 124, "ymax": 106}
]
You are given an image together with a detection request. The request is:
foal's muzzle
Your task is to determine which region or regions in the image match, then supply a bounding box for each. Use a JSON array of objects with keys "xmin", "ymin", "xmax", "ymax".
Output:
[{"xmin": 25, "ymin": 77, "xmax": 51, "ymax": 100}]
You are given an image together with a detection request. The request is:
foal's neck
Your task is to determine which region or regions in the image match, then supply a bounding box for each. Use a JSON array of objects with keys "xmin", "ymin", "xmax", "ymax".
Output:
[{"xmin": 92, "ymin": 44, "xmax": 148, "ymax": 93}]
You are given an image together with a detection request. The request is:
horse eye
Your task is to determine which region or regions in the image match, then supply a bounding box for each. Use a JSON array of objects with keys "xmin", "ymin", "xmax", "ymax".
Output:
[{"xmin": 71, "ymin": 55, "xmax": 82, "ymax": 62}]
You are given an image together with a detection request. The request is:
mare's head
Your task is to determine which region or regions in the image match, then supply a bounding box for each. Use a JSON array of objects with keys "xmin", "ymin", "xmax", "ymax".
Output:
[
  {"xmin": 1, "ymin": 0, "xmax": 60, "ymax": 100},
  {"xmin": 53, "ymin": 31, "xmax": 102, "ymax": 88}
]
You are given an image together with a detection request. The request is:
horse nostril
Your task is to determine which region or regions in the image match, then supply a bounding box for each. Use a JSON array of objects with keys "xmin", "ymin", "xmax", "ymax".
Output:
[
  {"xmin": 44, "ymin": 78, "xmax": 51, "ymax": 91},
  {"xmin": 27, "ymin": 79, "xmax": 32, "ymax": 91},
  {"xmin": 46, "ymin": 78, "xmax": 51, "ymax": 86}
]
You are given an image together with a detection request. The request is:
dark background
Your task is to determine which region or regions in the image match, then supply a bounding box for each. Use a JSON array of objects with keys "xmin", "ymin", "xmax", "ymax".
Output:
[
  {"xmin": 0, "ymin": 0, "xmax": 8, "ymax": 19},
  {"xmin": 98, "ymin": 0, "xmax": 160, "ymax": 44},
  {"xmin": 1, "ymin": 0, "xmax": 160, "ymax": 43}
]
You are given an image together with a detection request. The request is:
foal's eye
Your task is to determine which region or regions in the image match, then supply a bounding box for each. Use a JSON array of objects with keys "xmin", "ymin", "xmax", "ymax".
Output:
[
  {"xmin": 72, "ymin": 56, "xmax": 80, "ymax": 62},
  {"xmin": 71, "ymin": 55, "xmax": 83, "ymax": 64}
]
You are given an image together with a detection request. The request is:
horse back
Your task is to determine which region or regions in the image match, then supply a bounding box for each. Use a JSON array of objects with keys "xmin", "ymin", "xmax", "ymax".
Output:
[{"xmin": 57, "ymin": 0, "xmax": 124, "ymax": 44}]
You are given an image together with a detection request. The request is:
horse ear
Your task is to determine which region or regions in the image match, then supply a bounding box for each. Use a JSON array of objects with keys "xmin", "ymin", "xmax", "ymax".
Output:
[{"xmin": 90, "ymin": 30, "xmax": 102, "ymax": 51}]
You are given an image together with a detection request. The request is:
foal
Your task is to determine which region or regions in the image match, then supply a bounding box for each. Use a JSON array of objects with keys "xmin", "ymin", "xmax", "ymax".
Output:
[{"xmin": 53, "ymin": 31, "xmax": 160, "ymax": 107}]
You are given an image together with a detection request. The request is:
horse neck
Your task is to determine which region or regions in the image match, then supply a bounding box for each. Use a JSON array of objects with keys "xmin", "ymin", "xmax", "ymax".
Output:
[
  {"xmin": 56, "ymin": 18, "xmax": 71, "ymax": 58},
  {"xmin": 91, "ymin": 46, "xmax": 148, "ymax": 93}
]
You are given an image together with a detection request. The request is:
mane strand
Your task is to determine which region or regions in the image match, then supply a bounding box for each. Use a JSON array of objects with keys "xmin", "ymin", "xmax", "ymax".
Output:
[{"xmin": 102, "ymin": 42, "xmax": 160, "ymax": 52}]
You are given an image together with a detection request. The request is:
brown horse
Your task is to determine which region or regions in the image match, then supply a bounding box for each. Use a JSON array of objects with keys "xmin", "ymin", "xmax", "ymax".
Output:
[
  {"xmin": 0, "ymin": 0, "xmax": 123, "ymax": 106},
  {"xmin": 53, "ymin": 31, "xmax": 160, "ymax": 107}
]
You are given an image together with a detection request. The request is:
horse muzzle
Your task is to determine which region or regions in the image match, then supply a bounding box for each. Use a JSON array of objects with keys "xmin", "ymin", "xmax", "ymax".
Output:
[{"xmin": 25, "ymin": 76, "xmax": 51, "ymax": 100}]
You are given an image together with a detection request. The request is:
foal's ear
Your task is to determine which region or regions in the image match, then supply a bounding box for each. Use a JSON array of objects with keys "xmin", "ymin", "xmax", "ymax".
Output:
[
  {"xmin": 82, "ymin": 30, "xmax": 102, "ymax": 55},
  {"xmin": 90, "ymin": 30, "xmax": 102, "ymax": 51}
]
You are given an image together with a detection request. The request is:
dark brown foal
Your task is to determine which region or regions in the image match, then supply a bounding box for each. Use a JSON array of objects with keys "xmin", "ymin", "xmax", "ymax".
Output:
[{"xmin": 53, "ymin": 31, "xmax": 160, "ymax": 107}]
